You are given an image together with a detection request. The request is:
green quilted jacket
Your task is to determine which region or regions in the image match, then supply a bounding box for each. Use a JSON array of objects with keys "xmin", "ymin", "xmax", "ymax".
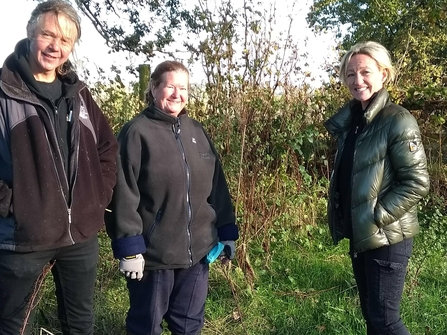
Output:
[{"xmin": 325, "ymin": 89, "xmax": 430, "ymax": 253}]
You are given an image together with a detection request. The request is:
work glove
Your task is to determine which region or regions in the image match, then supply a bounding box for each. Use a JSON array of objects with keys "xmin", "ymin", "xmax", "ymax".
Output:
[
  {"xmin": 119, "ymin": 254, "xmax": 145, "ymax": 280},
  {"xmin": 219, "ymin": 240, "xmax": 235, "ymax": 264}
]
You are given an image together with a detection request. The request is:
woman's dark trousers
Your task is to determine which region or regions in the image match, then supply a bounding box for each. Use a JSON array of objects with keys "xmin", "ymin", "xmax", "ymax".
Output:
[
  {"xmin": 126, "ymin": 261, "xmax": 209, "ymax": 335},
  {"xmin": 351, "ymin": 238, "xmax": 413, "ymax": 335}
]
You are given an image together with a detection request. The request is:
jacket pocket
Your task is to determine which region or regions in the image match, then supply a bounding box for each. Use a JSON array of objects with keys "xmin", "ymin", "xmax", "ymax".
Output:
[
  {"xmin": 146, "ymin": 209, "xmax": 162, "ymax": 244},
  {"xmin": 373, "ymin": 259, "xmax": 405, "ymax": 301}
]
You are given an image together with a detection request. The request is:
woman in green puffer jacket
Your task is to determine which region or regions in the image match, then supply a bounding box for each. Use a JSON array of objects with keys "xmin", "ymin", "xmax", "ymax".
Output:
[{"xmin": 325, "ymin": 41, "xmax": 429, "ymax": 335}]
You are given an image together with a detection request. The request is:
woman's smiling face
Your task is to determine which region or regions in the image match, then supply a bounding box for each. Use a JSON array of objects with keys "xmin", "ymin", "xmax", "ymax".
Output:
[
  {"xmin": 151, "ymin": 70, "xmax": 189, "ymax": 117},
  {"xmin": 346, "ymin": 53, "xmax": 387, "ymax": 110}
]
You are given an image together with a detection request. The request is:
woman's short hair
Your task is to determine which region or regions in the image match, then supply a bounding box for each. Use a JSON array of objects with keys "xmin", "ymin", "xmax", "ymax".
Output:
[
  {"xmin": 27, "ymin": 0, "xmax": 81, "ymax": 75},
  {"xmin": 339, "ymin": 41, "xmax": 396, "ymax": 86},
  {"xmin": 145, "ymin": 60, "xmax": 190, "ymax": 104}
]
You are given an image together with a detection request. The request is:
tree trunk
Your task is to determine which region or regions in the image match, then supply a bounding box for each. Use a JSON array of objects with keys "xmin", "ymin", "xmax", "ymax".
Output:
[{"xmin": 139, "ymin": 64, "xmax": 151, "ymax": 103}]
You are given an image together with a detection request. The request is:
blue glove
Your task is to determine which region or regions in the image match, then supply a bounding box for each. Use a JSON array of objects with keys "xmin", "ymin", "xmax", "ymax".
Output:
[
  {"xmin": 205, "ymin": 242, "xmax": 225, "ymax": 264},
  {"xmin": 220, "ymin": 240, "xmax": 235, "ymax": 261}
]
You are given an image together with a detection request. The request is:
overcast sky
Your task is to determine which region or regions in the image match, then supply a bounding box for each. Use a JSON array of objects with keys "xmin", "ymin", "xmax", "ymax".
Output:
[{"xmin": 0, "ymin": 0, "xmax": 337, "ymax": 86}]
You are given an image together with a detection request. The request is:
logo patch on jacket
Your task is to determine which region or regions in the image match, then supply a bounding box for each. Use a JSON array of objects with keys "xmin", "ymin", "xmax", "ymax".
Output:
[
  {"xmin": 80, "ymin": 103, "xmax": 89, "ymax": 119},
  {"xmin": 409, "ymin": 141, "xmax": 418, "ymax": 152},
  {"xmin": 199, "ymin": 153, "xmax": 210, "ymax": 159},
  {"xmin": 192, "ymin": 137, "xmax": 197, "ymax": 144}
]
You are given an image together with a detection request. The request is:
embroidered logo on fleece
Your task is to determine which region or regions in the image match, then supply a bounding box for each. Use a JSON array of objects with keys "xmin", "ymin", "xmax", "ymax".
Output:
[
  {"xmin": 409, "ymin": 141, "xmax": 418, "ymax": 152},
  {"xmin": 199, "ymin": 153, "xmax": 210, "ymax": 159},
  {"xmin": 79, "ymin": 103, "xmax": 89, "ymax": 120},
  {"xmin": 192, "ymin": 137, "xmax": 197, "ymax": 144}
]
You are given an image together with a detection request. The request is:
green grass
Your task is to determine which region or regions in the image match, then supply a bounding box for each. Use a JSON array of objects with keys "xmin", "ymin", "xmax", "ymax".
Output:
[{"xmin": 31, "ymin": 228, "xmax": 447, "ymax": 335}]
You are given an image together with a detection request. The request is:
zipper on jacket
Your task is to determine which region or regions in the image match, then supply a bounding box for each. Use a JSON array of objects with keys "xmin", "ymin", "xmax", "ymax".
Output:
[
  {"xmin": 173, "ymin": 119, "xmax": 194, "ymax": 266},
  {"xmin": 5, "ymin": 84, "xmax": 87, "ymax": 245},
  {"xmin": 66, "ymin": 126, "xmax": 81, "ymax": 244},
  {"xmin": 52, "ymin": 101, "xmax": 70, "ymax": 195},
  {"xmin": 25, "ymin": 98, "xmax": 75, "ymax": 243},
  {"xmin": 42, "ymin": 124, "xmax": 75, "ymax": 244},
  {"xmin": 43, "ymin": 100, "xmax": 70, "ymax": 187},
  {"xmin": 349, "ymin": 126, "xmax": 366, "ymax": 248},
  {"xmin": 67, "ymin": 110, "xmax": 73, "ymax": 122},
  {"xmin": 172, "ymin": 121, "xmax": 180, "ymax": 138},
  {"xmin": 50, "ymin": 100, "xmax": 77, "ymax": 243},
  {"xmin": 51, "ymin": 101, "xmax": 63, "ymax": 168},
  {"xmin": 329, "ymin": 135, "xmax": 345, "ymax": 244}
]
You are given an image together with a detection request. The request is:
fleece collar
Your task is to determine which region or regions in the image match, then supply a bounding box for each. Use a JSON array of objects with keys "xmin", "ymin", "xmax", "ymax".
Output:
[{"xmin": 143, "ymin": 103, "xmax": 188, "ymax": 124}]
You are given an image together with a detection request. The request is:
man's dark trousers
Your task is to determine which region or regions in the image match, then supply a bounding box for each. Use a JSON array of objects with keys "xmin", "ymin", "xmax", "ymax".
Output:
[{"xmin": 0, "ymin": 235, "xmax": 99, "ymax": 335}]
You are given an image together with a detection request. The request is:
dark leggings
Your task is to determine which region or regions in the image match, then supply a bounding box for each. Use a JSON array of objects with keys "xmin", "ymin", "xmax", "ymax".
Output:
[{"xmin": 351, "ymin": 238, "xmax": 413, "ymax": 335}]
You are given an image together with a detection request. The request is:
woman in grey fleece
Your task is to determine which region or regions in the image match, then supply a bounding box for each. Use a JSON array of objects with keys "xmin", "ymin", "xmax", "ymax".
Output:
[{"xmin": 106, "ymin": 60, "xmax": 238, "ymax": 335}]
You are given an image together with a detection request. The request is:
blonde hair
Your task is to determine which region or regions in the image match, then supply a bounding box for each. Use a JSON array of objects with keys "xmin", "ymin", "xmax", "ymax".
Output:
[
  {"xmin": 27, "ymin": 0, "xmax": 81, "ymax": 76},
  {"xmin": 339, "ymin": 41, "xmax": 396, "ymax": 85}
]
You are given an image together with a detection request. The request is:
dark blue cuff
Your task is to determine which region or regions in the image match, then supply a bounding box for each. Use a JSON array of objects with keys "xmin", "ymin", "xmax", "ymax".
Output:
[
  {"xmin": 217, "ymin": 223, "xmax": 239, "ymax": 241},
  {"xmin": 111, "ymin": 235, "xmax": 146, "ymax": 259}
]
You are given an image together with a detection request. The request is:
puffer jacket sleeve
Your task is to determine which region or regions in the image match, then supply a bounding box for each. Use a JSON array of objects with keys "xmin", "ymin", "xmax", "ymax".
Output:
[
  {"xmin": 106, "ymin": 121, "xmax": 147, "ymax": 259},
  {"xmin": 374, "ymin": 110, "xmax": 430, "ymax": 226}
]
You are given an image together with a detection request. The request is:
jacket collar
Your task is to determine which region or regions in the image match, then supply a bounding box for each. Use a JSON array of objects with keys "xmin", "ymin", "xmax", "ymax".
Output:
[
  {"xmin": 363, "ymin": 89, "xmax": 390, "ymax": 123},
  {"xmin": 325, "ymin": 88, "xmax": 390, "ymax": 135},
  {"xmin": 144, "ymin": 103, "xmax": 188, "ymax": 124}
]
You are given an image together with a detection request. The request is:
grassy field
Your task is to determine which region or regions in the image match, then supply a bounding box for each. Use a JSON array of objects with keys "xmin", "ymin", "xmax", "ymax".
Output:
[{"xmin": 31, "ymin": 226, "xmax": 447, "ymax": 335}]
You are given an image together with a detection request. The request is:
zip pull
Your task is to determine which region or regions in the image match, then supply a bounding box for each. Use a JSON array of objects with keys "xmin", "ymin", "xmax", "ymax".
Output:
[
  {"xmin": 50, "ymin": 99, "xmax": 58, "ymax": 116},
  {"xmin": 176, "ymin": 118, "xmax": 181, "ymax": 134},
  {"xmin": 354, "ymin": 126, "xmax": 359, "ymax": 134},
  {"xmin": 68, "ymin": 208, "xmax": 72, "ymax": 224},
  {"xmin": 172, "ymin": 120, "xmax": 181, "ymax": 136},
  {"xmin": 67, "ymin": 110, "xmax": 73, "ymax": 122}
]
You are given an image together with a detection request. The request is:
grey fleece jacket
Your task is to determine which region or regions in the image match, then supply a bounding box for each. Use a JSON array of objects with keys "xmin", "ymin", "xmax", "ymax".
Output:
[{"xmin": 106, "ymin": 104, "xmax": 238, "ymax": 270}]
